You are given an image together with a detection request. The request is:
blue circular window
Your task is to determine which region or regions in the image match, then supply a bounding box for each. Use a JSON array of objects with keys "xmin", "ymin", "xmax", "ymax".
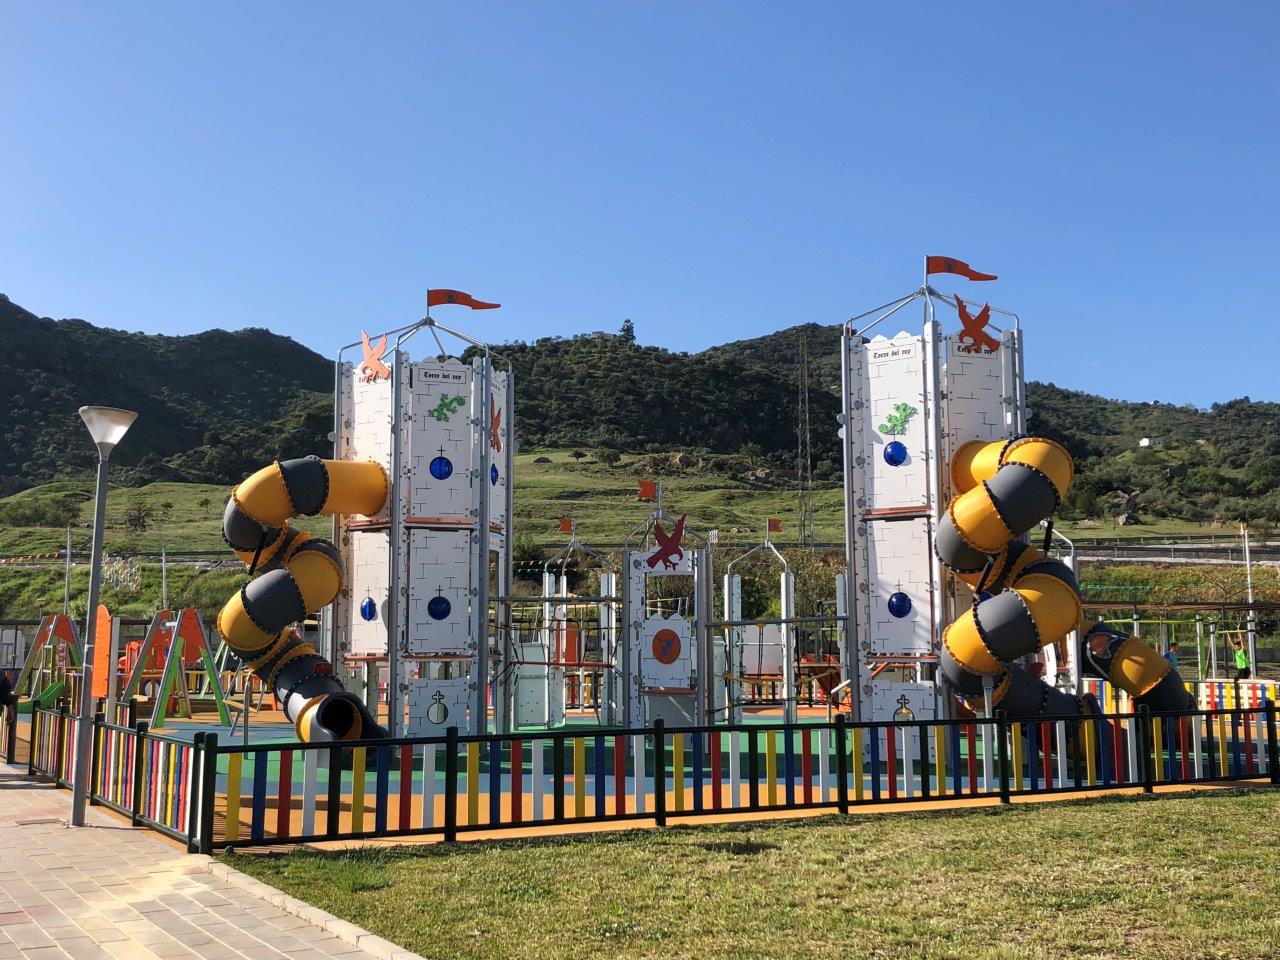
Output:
[
  {"xmin": 359, "ymin": 596, "xmax": 378, "ymax": 622},
  {"xmin": 883, "ymin": 441, "xmax": 908, "ymax": 466},
  {"xmin": 887, "ymin": 591, "xmax": 912, "ymax": 618},
  {"xmin": 429, "ymin": 455, "xmax": 453, "ymax": 480},
  {"xmin": 427, "ymin": 595, "xmax": 452, "ymax": 621}
]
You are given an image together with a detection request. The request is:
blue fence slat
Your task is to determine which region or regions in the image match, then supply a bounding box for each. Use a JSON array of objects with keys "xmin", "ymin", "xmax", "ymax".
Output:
[
  {"xmin": 691, "ymin": 732, "xmax": 703, "ymax": 812},
  {"xmin": 869, "ymin": 727, "xmax": 881, "ymax": 801},
  {"xmin": 489, "ymin": 740, "xmax": 502, "ymax": 825},
  {"xmin": 1027, "ymin": 724, "xmax": 1040, "ymax": 793},
  {"xmin": 1231, "ymin": 712, "xmax": 1242, "ymax": 778},
  {"xmin": 593, "ymin": 736, "xmax": 606, "ymax": 819},
  {"xmin": 1099, "ymin": 719, "xmax": 1114, "ymax": 787},
  {"xmin": 949, "ymin": 723, "xmax": 962, "ymax": 796},
  {"xmin": 250, "ymin": 753, "xmax": 267, "ymax": 842},
  {"xmin": 375, "ymin": 745, "xmax": 390, "ymax": 833}
]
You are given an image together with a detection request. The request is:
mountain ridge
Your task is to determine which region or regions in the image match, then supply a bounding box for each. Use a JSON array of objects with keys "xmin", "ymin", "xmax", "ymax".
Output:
[{"xmin": 3, "ymin": 294, "xmax": 1278, "ymax": 524}]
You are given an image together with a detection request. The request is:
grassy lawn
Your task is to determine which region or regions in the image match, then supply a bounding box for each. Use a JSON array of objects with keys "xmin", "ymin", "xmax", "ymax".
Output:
[
  {"xmin": 0, "ymin": 478, "xmax": 331, "ymax": 556},
  {"xmin": 1058, "ymin": 516, "xmax": 1235, "ymax": 542},
  {"xmin": 0, "ymin": 452, "xmax": 1257, "ymax": 618},
  {"xmin": 2, "ymin": 452, "xmax": 1237, "ymax": 557},
  {"xmin": 512, "ymin": 450, "xmax": 846, "ymax": 544},
  {"xmin": 231, "ymin": 789, "xmax": 1280, "ymax": 960}
]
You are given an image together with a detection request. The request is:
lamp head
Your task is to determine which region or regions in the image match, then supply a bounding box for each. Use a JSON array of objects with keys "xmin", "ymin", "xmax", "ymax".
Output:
[{"xmin": 78, "ymin": 406, "xmax": 138, "ymax": 458}]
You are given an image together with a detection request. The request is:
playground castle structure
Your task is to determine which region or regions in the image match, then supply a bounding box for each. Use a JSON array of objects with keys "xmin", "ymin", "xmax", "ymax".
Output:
[
  {"xmin": 212, "ymin": 267, "xmax": 1198, "ymax": 743},
  {"xmin": 214, "ymin": 295, "xmax": 512, "ymax": 742},
  {"xmin": 837, "ymin": 273, "xmax": 1192, "ymax": 723}
]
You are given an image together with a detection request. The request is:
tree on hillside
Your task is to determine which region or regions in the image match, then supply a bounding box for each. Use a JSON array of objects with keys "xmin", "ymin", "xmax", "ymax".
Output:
[
  {"xmin": 597, "ymin": 448, "xmax": 622, "ymax": 467},
  {"xmin": 620, "ymin": 318, "xmax": 636, "ymax": 343},
  {"xmin": 123, "ymin": 501, "xmax": 155, "ymax": 534},
  {"xmin": 571, "ymin": 450, "xmax": 587, "ymax": 463},
  {"xmin": 198, "ymin": 496, "xmax": 212, "ymax": 512}
]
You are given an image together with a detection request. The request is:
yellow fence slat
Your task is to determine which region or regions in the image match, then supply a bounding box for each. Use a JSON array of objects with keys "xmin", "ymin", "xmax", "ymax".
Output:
[
  {"xmin": 1011, "ymin": 723, "xmax": 1024, "ymax": 791},
  {"xmin": 351, "ymin": 747, "xmax": 367, "ymax": 833},
  {"xmin": 466, "ymin": 743, "xmax": 480, "ymax": 825},
  {"xmin": 573, "ymin": 738, "xmax": 586, "ymax": 819},
  {"xmin": 225, "ymin": 753, "xmax": 241, "ymax": 842}
]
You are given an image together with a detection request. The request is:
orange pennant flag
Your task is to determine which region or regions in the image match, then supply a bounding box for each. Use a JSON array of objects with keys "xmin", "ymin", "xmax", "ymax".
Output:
[
  {"xmin": 427, "ymin": 289, "xmax": 501, "ymax": 310},
  {"xmin": 767, "ymin": 518, "xmax": 783, "ymax": 534},
  {"xmin": 926, "ymin": 256, "xmax": 998, "ymax": 282},
  {"xmin": 637, "ymin": 480, "xmax": 657, "ymax": 502},
  {"xmin": 559, "ymin": 517, "xmax": 574, "ymax": 534}
]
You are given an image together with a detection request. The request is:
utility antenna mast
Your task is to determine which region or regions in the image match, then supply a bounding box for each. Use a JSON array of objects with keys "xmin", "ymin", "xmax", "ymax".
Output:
[{"xmin": 796, "ymin": 335, "xmax": 815, "ymax": 548}]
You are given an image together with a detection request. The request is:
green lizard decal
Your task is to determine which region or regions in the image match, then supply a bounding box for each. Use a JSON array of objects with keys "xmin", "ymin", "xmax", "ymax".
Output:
[
  {"xmin": 427, "ymin": 394, "xmax": 466, "ymax": 423},
  {"xmin": 877, "ymin": 402, "xmax": 917, "ymax": 436}
]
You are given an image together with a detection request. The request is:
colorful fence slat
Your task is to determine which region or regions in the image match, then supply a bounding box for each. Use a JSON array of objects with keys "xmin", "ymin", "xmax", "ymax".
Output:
[
  {"xmin": 573, "ymin": 737, "xmax": 587, "ymax": 819},
  {"xmin": 633, "ymin": 732, "xmax": 647, "ymax": 815},
  {"xmin": 351, "ymin": 746, "xmax": 367, "ymax": 834}
]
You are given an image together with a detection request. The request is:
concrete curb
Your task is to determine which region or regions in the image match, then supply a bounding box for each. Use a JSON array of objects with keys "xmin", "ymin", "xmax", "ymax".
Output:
[{"xmin": 192, "ymin": 854, "xmax": 428, "ymax": 960}]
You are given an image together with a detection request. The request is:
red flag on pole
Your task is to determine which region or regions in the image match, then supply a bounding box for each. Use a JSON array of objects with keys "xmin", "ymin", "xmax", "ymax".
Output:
[
  {"xmin": 926, "ymin": 256, "xmax": 998, "ymax": 282},
  {"xmin": 637, "ymin": 480, "xmax": 657, "ymax": 502},
  {"xmin": 427, "ymin": 289, "xmax": 501, "ymax": 310},
  {"xmin": 767, "ymin": 518, "xmax": 783, "ymax": 534},
  {"xmin": 558, "ymin": 517, "xmax": 573, "ymax": 534}
]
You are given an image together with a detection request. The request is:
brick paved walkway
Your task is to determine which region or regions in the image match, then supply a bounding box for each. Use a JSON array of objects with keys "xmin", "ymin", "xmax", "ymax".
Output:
[{"xmin": 0, "ymin": 763, "xmax": 384, "ymax": 960}]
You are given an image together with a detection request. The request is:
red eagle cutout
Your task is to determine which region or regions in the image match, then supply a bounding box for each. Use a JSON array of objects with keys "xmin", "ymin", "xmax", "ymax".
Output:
[
  {"xmin": 490, "ymin": 400, "xmax": 502, "ymax": 453},
  {"xmin": 359, "ymin": 330, "xmax": 391, "ymax": 382},
  {"xmin": 646, "ymin": 514, "xmax": 687, "ymax": 570},
  {"xmin": 956, "ymin": 301, "xmax": 1000, "ymax": 354}
]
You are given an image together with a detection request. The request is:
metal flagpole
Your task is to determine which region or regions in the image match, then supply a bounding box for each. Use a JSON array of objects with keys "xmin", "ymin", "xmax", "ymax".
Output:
[
  {"xmin": 838, "ymin": 322, "xmax": 862, "ymax": 720},
  {"xmin": 386, "ymin": 313, "xmax": 411, "ymax": 739},
  {"xmin": 921, "ymin": 257, "xmax": 948, "ymax": 720},
  {"xmin": 1242, "ymin": 521, "xmax": 1257, "ymax": 677},
  {"xmin": 473, "ymin": 353, "xmax": 493, "ymax": 735}
]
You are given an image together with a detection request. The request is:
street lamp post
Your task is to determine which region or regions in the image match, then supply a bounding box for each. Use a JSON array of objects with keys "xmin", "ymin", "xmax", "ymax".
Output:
[{"xmin": 70, "ymin": 405, "xmax": 137, "ymax": 827}]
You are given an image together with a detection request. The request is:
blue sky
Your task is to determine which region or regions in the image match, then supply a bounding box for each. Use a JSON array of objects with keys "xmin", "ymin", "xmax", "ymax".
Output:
[{"xmin": 4, "ymin": 3, "xmax": 1278, "ymax": 406}]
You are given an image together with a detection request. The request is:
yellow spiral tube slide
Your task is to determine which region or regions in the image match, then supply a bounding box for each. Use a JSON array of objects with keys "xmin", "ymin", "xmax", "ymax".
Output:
[
  {"xmin": 935, "ymin": 438, "xmax": 1191, "ymax": 716},
  {"xmin": 217, "ymin": 456, "xmax": 389, "ymax": 742}
]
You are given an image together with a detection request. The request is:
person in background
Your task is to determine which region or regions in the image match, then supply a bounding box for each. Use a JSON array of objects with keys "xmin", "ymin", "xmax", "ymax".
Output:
[
  {"xmin": 1232, "ymin": 638, "xmax": 1251, "ymax": 681},
  {"xmin": 0, "ymin": 669, "xmax": 15, "ymax": 739},
  {"xmin": 1163, "ymin": 641, "xmax": 1179, "ymax": 668}
]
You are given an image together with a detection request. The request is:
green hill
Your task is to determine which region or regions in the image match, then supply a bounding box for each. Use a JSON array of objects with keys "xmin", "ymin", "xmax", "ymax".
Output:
[
  {"xmin": 3, "ymin": 295, "xmax": 1280, "ymax": 534},
  {"xmin": 708, "ymin": 324, "xmax": 1280, "ymax": 526},
  {"xmin": 488, "ymin": 332, "xmax": 840, "ymax": 469},
  {"xmin": 0, "ymin": 293, "xmax": 332, "ymax": 495}
]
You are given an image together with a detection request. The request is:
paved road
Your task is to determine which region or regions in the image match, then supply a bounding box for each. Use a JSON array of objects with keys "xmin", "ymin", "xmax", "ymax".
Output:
[{"xmin": 0, "ymin": 763, "xmax": 379, "ymax": 960}]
